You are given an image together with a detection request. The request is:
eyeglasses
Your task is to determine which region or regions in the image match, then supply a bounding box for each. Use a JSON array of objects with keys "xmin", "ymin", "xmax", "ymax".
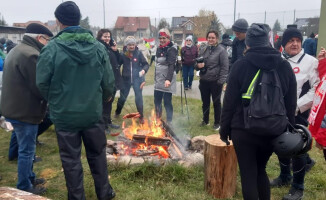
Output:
[
  {"xmin": 41, "ymin": 35, "xmax": 50, "ymax": 41},
  {"xmin": 186, "ymin": 39, "xmax": 191, "ymax": 41}
]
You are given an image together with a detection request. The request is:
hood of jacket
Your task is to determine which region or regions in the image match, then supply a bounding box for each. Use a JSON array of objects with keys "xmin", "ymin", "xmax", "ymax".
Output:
[
  {"xmin": 53, "ymin": 27, "xmax": 98, "ymax": 64},
  {"xmin": 244, "ymin": 47, "xmax": 283, "ymax": 70}
]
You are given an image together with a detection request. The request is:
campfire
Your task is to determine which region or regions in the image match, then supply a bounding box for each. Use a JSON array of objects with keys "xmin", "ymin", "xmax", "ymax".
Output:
[{"xmin": 107, "ymin": 110, "xmax": 184, "ymax": 160}]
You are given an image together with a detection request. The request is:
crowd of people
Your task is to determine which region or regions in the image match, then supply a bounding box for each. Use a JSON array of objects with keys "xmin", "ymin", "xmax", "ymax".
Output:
[{"xmin": 0, "ymin": 1, "xmax": 325, "ymax": 200}]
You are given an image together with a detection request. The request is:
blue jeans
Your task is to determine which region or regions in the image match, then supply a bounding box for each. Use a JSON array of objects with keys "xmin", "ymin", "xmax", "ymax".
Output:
[
  {"xmin": 116, "ymin": 77, "xmax": 144, "ymax": 118},
  {"xmin": 6, "ymin": 119, "xmax": 38, "ymax": 190},
  {"xmin": 182, "ymin": 65, "xmax": 194, "ymax": 88}
]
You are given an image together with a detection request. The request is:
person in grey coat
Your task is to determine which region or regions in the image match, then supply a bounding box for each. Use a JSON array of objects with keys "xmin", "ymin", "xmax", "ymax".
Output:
[
  {"xmin": 154, "ymin": 28, "xmax": 177, "ymax": 125},
  {"xmin": 196, "ymin": 30, "xmax": 229, "ymax": 130}
]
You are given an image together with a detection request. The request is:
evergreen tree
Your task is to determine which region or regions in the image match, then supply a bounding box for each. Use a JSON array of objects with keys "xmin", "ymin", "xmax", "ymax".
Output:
[
  {"xmin": 272, "ymin": 19, "xmax": 281, "ymax": 33},
  {"xmin": 80, "ymin": 16, "xmax": 90, "ymax": 30}
]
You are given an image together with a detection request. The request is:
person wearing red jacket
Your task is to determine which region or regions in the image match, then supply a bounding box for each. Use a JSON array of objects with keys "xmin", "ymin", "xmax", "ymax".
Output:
[{"xmin": 309, "ymin": 47, "xmax": 326, "ymax": 161}]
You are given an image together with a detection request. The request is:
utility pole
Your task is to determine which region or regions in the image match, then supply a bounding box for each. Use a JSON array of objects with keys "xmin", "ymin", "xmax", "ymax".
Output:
[
  {"xmin": 234, "ymin": 0, "xmax": 236, "ymax": 23},
  {"xmin": 103, "ymin": 0, "xmax": 106, "ymax": 28},
  {"xmin": 264, "ymin": 11, "xmax": 266, "ymax": 24},
  {"xmin": 293, "ymin": 9, "xmax": 296, "ymax": 24},
  {"xmin": 317, "ymin": 0, "xmax": 325, "ymax": 52}
]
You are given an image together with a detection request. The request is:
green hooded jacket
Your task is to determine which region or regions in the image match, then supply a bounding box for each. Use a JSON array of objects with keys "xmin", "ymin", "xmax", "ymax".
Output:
[{"xmin": 36, "ymin": 27, "xmax": 114, "ymax": 131}]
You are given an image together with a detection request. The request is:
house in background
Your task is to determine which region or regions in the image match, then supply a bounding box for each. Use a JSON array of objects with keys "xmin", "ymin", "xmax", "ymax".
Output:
[
  {"xmin": 171, "ymin": 16, "xmax": 195, "ymax": 45},
  {"xmin": 114, "ymin": 17, "xmax": 152, "ymax": 43},
  {"xmin": 0, "ymin": 26, "xmax": 25, "ymax": 44},
  {"xmin": 13, "ymin": 20, "xmax": 59, "ymax": 36}
]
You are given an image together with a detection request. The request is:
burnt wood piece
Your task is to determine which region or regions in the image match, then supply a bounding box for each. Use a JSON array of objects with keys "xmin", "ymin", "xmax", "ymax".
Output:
[
  {"xmin": 135, "ymin": 148, "xmax": 159, "ymax": 156},
  {"xmin": 132, "ymin": 135, "xmax": 171, "ymax": 146}
]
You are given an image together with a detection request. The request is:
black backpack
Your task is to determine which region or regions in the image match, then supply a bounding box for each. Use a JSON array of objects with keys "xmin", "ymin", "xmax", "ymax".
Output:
[{"xmin": 242, "ymin": 68, "xmax": 288, "ymax": 136}]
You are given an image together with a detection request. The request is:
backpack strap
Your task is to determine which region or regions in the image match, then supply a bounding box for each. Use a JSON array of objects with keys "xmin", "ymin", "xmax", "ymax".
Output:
[{"xmin": 242, "ymin": 69, "xmax": 261, "ymax": 100}]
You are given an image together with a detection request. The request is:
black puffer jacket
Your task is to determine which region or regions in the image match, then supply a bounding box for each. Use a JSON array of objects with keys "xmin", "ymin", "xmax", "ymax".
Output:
[
  {"xmin": 220, "ymin": 47, "xmax": 297, "ymax": 138},
  {"xmin": 98, "ymin": 40, "xmax": 122, "ymax": 90},
  {"xmin": 231, "ymin": 38, "xmax": 246, "ymax": 64},
  {"xmin": 119, "ymin": 48, "xmax": 149, "ymax": 82}
]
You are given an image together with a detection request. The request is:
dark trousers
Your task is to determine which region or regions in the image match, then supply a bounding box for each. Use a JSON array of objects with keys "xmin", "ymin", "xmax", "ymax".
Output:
[
  {"xmin": 276, "ymin": 115, "xmax": 312, "ymax": 190},
  {"xmin": 232, "ymin": 129, "xmax": 275, "ymax": 200},
  {"xmin": 154, "ymin": 90, "xmax": 173, "ymax": 122},
  {"xmin": 150, "ymin": 55, "xmax": 155, "ymax": 66},
  {"xmin": 56, "ymin": 120, "xmax": 113, "ymax": 200},
  {"xmin": 199, "ymin": 80, "xmax": 223, "ymax": 125},
  {"xmin": 115, "ymin": 77, "xmax": 143, "ymax": 118},
  {"xmin": 182, "ymin": 65, "xmax": 194, "ymax": 88},
  {"xmin": 102, "ymin": 92, "xmax": 116, "ymax": 128},
  {"xmin": 37, "ymin": 111, "xmax": 53, "ymax": 138}
]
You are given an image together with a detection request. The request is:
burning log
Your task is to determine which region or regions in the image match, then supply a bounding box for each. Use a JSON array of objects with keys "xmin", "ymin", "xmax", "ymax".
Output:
[
  {"xmin": 132, "ymin": 135, "xmax": 171, "ymax": 146},
  {"xmin": 135, "ymin": 148, "xmax": 159, "ymax": 156},
  {"xmin": 204, "ymin": 134, "xmax": 237, "ymax": 199}
]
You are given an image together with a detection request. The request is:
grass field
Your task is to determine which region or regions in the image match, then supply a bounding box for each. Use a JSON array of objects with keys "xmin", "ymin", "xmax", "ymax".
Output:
[{"xmin": 1, "ymin": 95, "xmax": 326, "ymax": 200}]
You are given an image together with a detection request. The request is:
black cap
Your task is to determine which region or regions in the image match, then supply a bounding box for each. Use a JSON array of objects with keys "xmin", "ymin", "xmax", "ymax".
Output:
[
  {"xmin": 222, "ymin": 33, "xmax": 230, "ymax": 40},
  {"xmin": 55, "ymin": 1, "xmax": 81, "ymax": 26},
  {"xmin": 26, "ymin": 23, "xmax": 53, "ymax": 37},
  {"xmin": 282, "ymin": 28, "xmax": 303, "ymax": 47},
  {"xmin": 232, "ymin": 18, "xmax": 248, "ymax": 33},
  {"xmin": 245, "ymin": 23, "xmax": 270, "ymax": 48}
]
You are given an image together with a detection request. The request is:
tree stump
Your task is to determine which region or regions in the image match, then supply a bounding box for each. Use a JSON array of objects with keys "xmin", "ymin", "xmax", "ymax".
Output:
[{"xmin": 204, "ymin": 134, "xmax": 238, "ymax": 199}]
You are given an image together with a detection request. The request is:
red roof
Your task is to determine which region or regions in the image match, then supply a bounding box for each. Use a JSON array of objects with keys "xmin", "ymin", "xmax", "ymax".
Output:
[
  {"xmin": 197, "ymin": 37, "xmax": 207, "ymax": 42},
  {"xmin": 115, "ymin": 17, "xmax": 150, "ymax": 33}
]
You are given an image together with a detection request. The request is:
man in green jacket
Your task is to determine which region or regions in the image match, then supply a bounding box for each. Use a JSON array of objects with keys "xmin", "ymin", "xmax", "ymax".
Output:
[
  {"xmin": 36, "ymin": 1, "xmax": 115, "ymax": 199},
  {"xmin": 2, "ymin": 23, "xmax": 53, "ymax": 195}
]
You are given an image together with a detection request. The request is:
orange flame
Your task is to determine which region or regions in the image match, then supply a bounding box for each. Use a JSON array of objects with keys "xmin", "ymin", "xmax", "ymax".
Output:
[{"xmin": 119, "ymin": 110, "xmax": 170, "ymax": 159}]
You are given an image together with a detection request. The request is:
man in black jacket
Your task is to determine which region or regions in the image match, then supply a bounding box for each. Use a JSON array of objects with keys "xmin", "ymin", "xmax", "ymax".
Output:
[{"xmin": 1, "ymin": 23, "xmax": 53, "ymax": 195}]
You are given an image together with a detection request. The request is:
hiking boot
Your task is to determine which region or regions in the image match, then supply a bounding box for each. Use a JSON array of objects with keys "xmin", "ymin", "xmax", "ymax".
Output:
[
  {"xmin": 108, "ymin": 190, "xmax": 116, "ymax": 199},
  {"xmin": 200, "ymin": 121, "xmax": 210, "ymax": 126},
  {"xmin": 270, "ymin": 176, "xmax": 292, "ymax": 187},
  {"xmin": 167, "ymin": 121, "xmax": 173, "ymax": 128},
  {"xmin": 36, "ymin": 140, "xmax": 44, "ymax": 146},
  {"xmin": 213, "ymin": 124, "xmax": 220, "ymax": 131},
  {"xmin": 33, "ymin": 156, "xmax": 42, "ymax": 163},
  {"xmin": 184, "ymin": 87, "xmax": 188, "ymax": 90},
  {"xmin": 282, "ymin": 187, "xmax": 303, "ymax": 200},
  {"xmin": 25, "ymin": 186, "xmax": 47, "ymax": 195},
  {"xmin": 189, "ymin": 85, "xmax": 192, "ymax": 89},
  {"xmin": 114, "ymin": 113, "xmax": 120, "ymax": 118},
  {"xmin": 109, "ymin": 123, "xmax": 120, "ymax": 129},
  {"xmin": 32, "ymin": 178, "xmax": 46, "ymax": 186},
  {"xmin": 305, "ymin": 159, "xmax": 315, "ymax": 172}
]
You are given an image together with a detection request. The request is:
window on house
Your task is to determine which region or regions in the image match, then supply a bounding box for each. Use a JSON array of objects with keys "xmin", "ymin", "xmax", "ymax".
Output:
[{"xmin": 187, "ymin": 24, "xmax": 193, "ymax": 30}]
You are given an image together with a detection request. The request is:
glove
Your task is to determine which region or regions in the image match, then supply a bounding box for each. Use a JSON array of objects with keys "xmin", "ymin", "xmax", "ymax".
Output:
[{"xmin": 220, "ymin": 134, "xmax": 230, "ymax": 146}]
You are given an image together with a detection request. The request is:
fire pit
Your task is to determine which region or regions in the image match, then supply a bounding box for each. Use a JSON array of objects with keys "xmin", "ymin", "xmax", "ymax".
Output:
[{"xmin": 106, "ymin": 111, "xmax": 204, "ymax": 166}]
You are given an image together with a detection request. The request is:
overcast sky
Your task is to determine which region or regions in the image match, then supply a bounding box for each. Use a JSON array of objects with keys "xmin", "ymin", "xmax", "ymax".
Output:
[{"xmin": 0, "ymin": 0, "xmax": 322, "ymax": 29}]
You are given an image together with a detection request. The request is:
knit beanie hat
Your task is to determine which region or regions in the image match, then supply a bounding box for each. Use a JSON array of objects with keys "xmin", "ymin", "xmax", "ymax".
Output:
[
  {"xmin": 55, "ymin": 1, "xmax": 81, "ymax": 26},
  {"xmin": 186, "ymin": 35, "xmax": 193, "ymax": 42},
  {"xmin": 232, "ymin": 18, "xmax": 248, "ymax": 33},
  {"xmin": 245, "ymin": 23, "xmax": 270, "ymax": 48},
  {"xmin": 282, "ymin": 27, "xmax": 303, "ymax": 47},
  {"xmin": 124, "ymin": 36, "xmax": 136, "ymax": 46},
  {"xmin": 158, "ymin": 28, "xmax": 171, "ymax": 38},
  {"xmin": 26, "ymin": 23, "xmax": 53, "ymax": 37}
]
